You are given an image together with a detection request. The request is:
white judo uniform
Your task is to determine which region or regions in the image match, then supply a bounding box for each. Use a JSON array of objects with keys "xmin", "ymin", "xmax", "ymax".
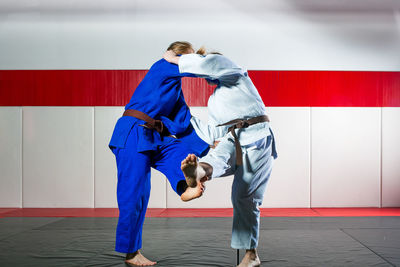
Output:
[{"xmin": 179, "ymin": 54, "xmax": 277, "ymax": 249}]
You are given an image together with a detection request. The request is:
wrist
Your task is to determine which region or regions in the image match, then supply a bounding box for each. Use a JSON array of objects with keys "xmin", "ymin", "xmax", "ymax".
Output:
[{"xmin": 171, "ymin": 56, "xmax": 180, "ymax": 65}]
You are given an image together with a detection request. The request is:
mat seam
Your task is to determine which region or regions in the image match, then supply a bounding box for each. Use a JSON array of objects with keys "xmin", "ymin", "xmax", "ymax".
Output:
[
  {"xmin": 0, "ymin": 217, "xmax": 64, "ymax": 241},
  {"xmin": 339, "ymin": 228, "xmax": 396, "ymax": 267}
]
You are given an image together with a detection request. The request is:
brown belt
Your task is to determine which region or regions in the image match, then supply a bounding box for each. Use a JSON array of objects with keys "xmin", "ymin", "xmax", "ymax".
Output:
[
  {"xmin": 123, "ymin": 109, "xmax": 169, "ymax": 137},
  {"xmin": 217, "ymin": 115, "xmax": 270, "ymax": 166}
]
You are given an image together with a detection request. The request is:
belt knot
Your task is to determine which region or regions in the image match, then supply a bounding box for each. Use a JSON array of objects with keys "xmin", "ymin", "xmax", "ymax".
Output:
[
  {"xmin": 123, "ymin": 109, "xmax": 170, "ymax": 137},
  {"xmin": 236, "ymin": 121, "xmax": 249, "ymax": 129},
  {"xmin": 217, "ymin": 115, "xmax": 270, "ymax": 166}
]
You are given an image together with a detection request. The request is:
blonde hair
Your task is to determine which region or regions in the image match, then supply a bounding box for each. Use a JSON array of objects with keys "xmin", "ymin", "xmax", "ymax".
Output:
[
  {"xmin": 196, "ymin": 46, "xmax": 222, "ymax": 56},
  {"xmin": 196, "ymin": 46, "xmax": 207, "ymax": 56},
  {"xmin": 167, "ymin": 41, "xmax": 194, "ymax": 55}
]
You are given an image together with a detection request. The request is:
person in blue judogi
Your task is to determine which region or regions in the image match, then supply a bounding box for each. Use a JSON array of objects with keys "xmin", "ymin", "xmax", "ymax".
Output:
[{"xmin": 108, "ymin": 41, "xmax": 210, "ymax": 266}]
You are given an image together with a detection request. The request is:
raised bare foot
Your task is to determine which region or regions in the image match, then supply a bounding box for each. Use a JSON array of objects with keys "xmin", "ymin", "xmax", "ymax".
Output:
[
  {"xmin": 237, "ymin": 249, "xmax": 260, "ymax": 267},
  {"xmin": 125, "ymin": 251, "xmax": 157, "ymax": 266},
  {"xmin": 181, "ymin": 154, "xmax": 204, "ymax": 188},
  {"xmin": 181, "ymin": 180, "xmax": 205, "ymax": 202}
]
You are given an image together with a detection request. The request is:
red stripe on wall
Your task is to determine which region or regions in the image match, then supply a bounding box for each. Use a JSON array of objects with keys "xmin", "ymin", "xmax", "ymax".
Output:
[
  {"xmin": 0, "ymin": 70, "xmax": 147, "ymax": 106},
  {"xmin": 0, "ymin": 70, "xmax": 399, "ymax": 106},
  {"xmin": 251, "ymin": 71, "xmax": 400, "ymax": 107}
]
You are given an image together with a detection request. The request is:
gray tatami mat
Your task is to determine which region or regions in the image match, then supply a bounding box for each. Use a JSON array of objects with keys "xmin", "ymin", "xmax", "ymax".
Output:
[
  {"xmin": 0, "ymin": 217, "xmax": 399, "ymax": 266},
  {"xmin": 0, "ymin": 217, "xmax": 63, "ymax": 240}
]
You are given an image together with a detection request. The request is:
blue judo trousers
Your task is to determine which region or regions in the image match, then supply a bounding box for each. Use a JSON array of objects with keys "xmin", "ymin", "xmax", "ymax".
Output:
[{"xmin": 109, "ymin": 59, "xmax": 209, "ymax": 253}]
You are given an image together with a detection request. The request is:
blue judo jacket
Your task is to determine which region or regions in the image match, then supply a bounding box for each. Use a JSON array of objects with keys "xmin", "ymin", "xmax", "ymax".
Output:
[{"xmin": 109, "ymin": 58, "xmax": 209, "ymax": 156}]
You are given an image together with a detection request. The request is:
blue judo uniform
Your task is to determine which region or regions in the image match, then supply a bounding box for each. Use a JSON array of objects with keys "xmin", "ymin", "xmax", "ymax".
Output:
[{"xmin": 109, "ymin": 59, "xmax": 209, "ymax": 253}]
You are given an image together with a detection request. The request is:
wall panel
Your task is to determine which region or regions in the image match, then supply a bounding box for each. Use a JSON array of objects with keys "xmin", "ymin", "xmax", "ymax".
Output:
[
  {"xmin": 0, "ymin": 107, "xmax": 22, "ymax": 207},
  {"xmin": 94, "ymin": 107, "xmax": 122, "ymax": 208},
  {"xmin": 382, "ymin": 108, "xmax": 400, "ymax": 207},
  {"xmin": 311, "ymin": 108, "xmax": 381, "ymax": 207},
  {"xmin": 23, "ymin": 107, "xmax": 94, "ymax": 207},
  {"xmin": 262, "ymin": 107, "xmax": 311, "ymax": 208}
]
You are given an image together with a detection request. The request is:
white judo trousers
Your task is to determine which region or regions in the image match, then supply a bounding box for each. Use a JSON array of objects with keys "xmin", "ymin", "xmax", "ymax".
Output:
[{"xmin": 200, "ymin": 128, "xmax": 274, "ymax": 249}]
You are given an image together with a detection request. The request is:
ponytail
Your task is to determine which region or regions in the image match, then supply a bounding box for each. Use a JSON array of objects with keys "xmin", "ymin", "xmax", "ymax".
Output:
[{"xmin": 196, "ymin": 46, "xmax": 207, "ymax": 56}]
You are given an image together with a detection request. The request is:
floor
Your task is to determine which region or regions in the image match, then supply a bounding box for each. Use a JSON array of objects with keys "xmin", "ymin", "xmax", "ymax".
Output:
[{"xmin": 0, "ymin": 208, "xmax": 399, "ymax": 267}]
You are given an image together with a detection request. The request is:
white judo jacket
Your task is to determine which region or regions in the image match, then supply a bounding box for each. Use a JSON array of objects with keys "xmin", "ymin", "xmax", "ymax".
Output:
[{"xmin": 178, "ymin": 53, "xmax": 271, "ymax": 146}]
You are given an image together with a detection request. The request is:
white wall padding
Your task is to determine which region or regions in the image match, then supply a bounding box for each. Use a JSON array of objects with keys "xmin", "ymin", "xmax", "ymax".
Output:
[
  {"xmin": 382, "ymin": 108, "xmax": 400, "ymax": 207},
  {"xmin": 22, "ymin": 107, "xmax": 94, "ymax": 207},
  {"xmin": 94, "ymin": 107, "xmax": 122, "ymax": 208},
  {"xmin": 0, "ymin": 107, "xmax": 22, "ymax": 207},
  {"xmin": 263, "ymin": 107, "xmax": 311, "ymax": 208},
  {"xmin": 311, "ymin": 107, "xmax": 381, "ymax": 207}
]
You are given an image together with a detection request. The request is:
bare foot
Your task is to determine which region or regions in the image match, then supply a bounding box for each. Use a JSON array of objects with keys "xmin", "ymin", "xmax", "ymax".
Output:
[
  {"xmin": 181, "ymin": 180, "xmax": 205, "ymax": 202},
  {"xmin": 125, "ymin": 251, "xmax": 156, "ymax": 266},
  {"xmin": 237, "ymin": 249, "xmax": 260, "ymax": 267},
  {"xmin": 181, "ymin": 154, "xmax": 202, "ymax": 188}
]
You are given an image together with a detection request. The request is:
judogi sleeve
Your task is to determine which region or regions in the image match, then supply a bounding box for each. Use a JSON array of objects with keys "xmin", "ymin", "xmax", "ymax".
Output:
[
  {"xmin": 179, "ymin": 54, "xmax": 245, "ymax": 81},
  {"xmin": 190, "ymin": 116, "xmax": 228, "ymax": 145},
  {"xmin": 160, "ymin": 91, "xmax": 191, "ymax": 135}
]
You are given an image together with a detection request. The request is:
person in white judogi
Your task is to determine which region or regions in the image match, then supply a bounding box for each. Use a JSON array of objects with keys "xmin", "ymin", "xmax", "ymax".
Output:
[{"xmin": 164, "ymin": 49, "xmax": 277, "ymax": 267}]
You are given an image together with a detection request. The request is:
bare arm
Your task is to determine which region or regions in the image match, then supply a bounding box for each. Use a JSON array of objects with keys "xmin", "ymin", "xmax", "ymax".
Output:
[{"xmin": 163, "ymin": 50, "xmax": 180, "ymax": 65}]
